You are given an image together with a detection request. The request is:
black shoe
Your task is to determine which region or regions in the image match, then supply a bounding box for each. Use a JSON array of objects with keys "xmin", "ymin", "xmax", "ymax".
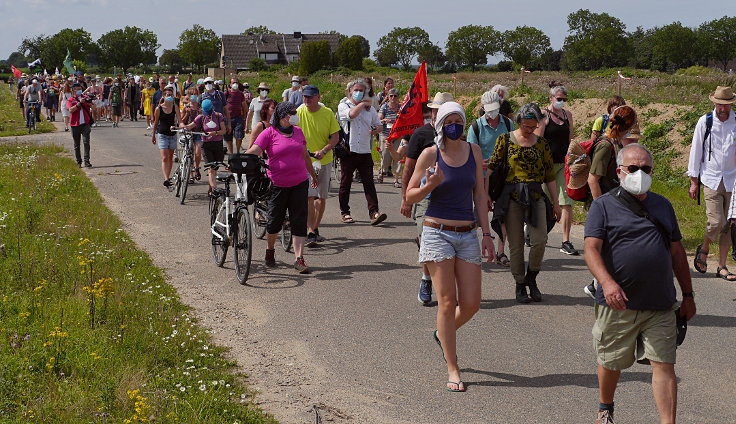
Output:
[
  {"xmin": 515, "ymin": 284, "xmax": 531, "ymax": 303},
  {"xmin": 525, "ymin": 268, "xmax": 542, "ymax": 302},
  {"xmin": 265, "ymin": 249, "xmax": 276, "ymax": 267},
  {"xmin": 77, "ymin": 162, "xmax": 82, "ymax": 168},
  {"xmin": 84, "ymin": 162, "xmax": 92, "ymax": 168},
  {"xmin": 163, "ymin": 179, "xmax": 173, "ymax": 187},
  {"xmin": 314, "ymin": 228, "xmax": 325, "ymax": 242},
  {"xmin": 306, "ymin": 232, "xmax": 318, "ymax": 247},
  {"xmin": 386, "ymin": 170, "xmax": 393, "ymax": 178},
  {"xmin": 560, "ymin": 241, "xmax": 579, "ymax": 255}
]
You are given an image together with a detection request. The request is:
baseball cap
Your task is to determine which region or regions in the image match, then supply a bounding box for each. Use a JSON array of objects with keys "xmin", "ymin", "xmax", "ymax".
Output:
[
  {"xmin": 203, "ymin": 77, "xmax": 214, "ymax": 83},
  {"xmin": 302, "ymin": 85, "xmax": 320, "ymax": 96},
  {"xmin": 291, "ymin": 75, "xmax": 300, "ymax": 82},
  {"xmin": 481, "ymin": 91, "xmax": 501, "ymax": 113}
]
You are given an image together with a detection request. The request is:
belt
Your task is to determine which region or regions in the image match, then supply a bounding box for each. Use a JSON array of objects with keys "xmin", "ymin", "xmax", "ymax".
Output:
[{"xmin": 423, "ymin": 221, "xmax": 476, "ymax": 232}]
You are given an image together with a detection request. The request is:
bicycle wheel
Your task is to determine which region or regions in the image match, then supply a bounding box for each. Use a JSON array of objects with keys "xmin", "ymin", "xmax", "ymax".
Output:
[
  {"xmin": 234, "ymin": 207, "xmax": 253, "ymax": 284},
  {"xmin": 210, "ymin": 194, "xmax": 228, "ymax": 266},
  {"xmin": 281, "ymin": 216, "xmax": 292, "ymax": 252},
  {"xmin": 172, "ymin": 161, "xmax": 183, "ymax": 196},
  {"xmin": 179, "ymin": 154, "xmax": 192, "ymax": 204},
  {"xmin": 252, "ymin": 201, "xmax": 268, "ymax": 239},
  {"xmin": 333, "ymin": 157, "xmax": 340, "ymax": 182}
]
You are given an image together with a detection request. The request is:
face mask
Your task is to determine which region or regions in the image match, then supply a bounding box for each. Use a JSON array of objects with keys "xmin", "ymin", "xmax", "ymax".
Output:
[
  {"xmin": 114, "ymin": 83, "xmax": 119, "ymax": 87},
  {"xmin": 76, "ymin": 90, "xmax": 83, "ymax": 95},
  {"xmin": 205, "ymin": 84, "xmax": 213, "ymax": 91},
  {"xmin": 189, "ymin": 95, "xmax": 198, "ymax": 104},
  {"xmin": 165, "ymin": 96, "xmax": 173, "ymax": 103},
  {"xmin": 424, "ymin": 118, "xmax": 432, "ymax": 125},
  {"xmin": 292, "ymin": 81, "xmax": 299, "ymax": 87},
  {"xmin": 206, "ymin": 120, "xmax": 217, "ymax": 129},
  {"xmin": 486, "ymin": 110, "xmax": 499, "ymax": 120},
  {"xmin": 288, "ymin": 114, "xmax": 300, "ymax": 126},
  {"xmin": 443, "ymin": 123, "xmax": 464, "ymax": 140},
  {"xmin": 231, "ymin": 83, "xmax": 239, "ymax": 90},
  {"xmin": 260, "ymin": 90, "xmax": 268, "ymax": 97},
  {"xmin": 553, "ymin": 100, "xmax": 565, "ymax": 110},
  {"xmin": 620, "ymin": 169, "xmax": 652, "ymax": 195},
  {"xmin": 352, "ymin": 90, "xmax": 364, "ymax": 102}
]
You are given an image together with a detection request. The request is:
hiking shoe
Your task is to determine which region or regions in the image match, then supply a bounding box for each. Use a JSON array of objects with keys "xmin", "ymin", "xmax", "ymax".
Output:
[
  {"xmin": 418, "ymin": 278, "xmax": 432, "ymax": 305},
  {"xmin": 595, "ymin": 409, "xmax": 615, "ymax": 424},
  {"xmin": 294, "ymin": 256, "xmax": 310, "ymax": 273},
  {"xmin": 265, "ymin": 249, "xmax": 276, "ymax": 267},
  {"xmin": 516, "ymin": 284, "xmax": 531, "ymax": 303},
  {"xmin": 314, "ymin": 229, "xmax": 325, "ymax": 242},
  {"xmin": 84, "ymin": 162, "xmax": 92, "ymax": 168},
  {"xmin": 306, "ymin": 232, "xmax": 318, "ymax": 247},
  {"xmin": 584, "ymin": 281, "xmax": 597, "ymax": 299},
  {"xmin": 560, "ymin": 241, "xmax": 579, "ymax": 256}
]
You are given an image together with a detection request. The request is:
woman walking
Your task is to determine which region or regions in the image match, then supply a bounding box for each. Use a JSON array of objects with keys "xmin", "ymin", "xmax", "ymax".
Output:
[
  {"xmin": 378, "ymin": 88, "xmax": 402, "ymax": 186},
  {"xmin": 248, "ymin": 98, "xmax": 276, "ymax": 148},
  {"xmin": 489, "ymin": 103, "xmax": 561, "ymax": 303},
  {"xmin": 150, "ymin": 85, "xmax": 180, "ymax": 188},
  {"xmin": 60, "ymin": 81, "xmax": 73, "ymax": 131},
  {"xmin": 406, "ymin": 102, "xmax": 494, "ymax": 393}
]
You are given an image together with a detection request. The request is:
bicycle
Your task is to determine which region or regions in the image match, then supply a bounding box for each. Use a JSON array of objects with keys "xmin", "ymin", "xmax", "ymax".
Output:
[
  {"xmin": 25, "ymin": 101, "xmax": 39, "ymax": 133},
  {"xmin": 170, "ymin": 128, "xmax": 205, "ymax": 204},
  {"xmin": 205, "ymin": 154, "xmax": 270, "ymax": 284},
  {"xmin": 252, "ymin": 196, "xmax": 291, "ymax": 252}
]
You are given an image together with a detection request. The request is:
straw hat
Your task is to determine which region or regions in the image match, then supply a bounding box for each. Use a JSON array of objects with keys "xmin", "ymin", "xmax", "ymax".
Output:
[
  {"xmin": 566, "ymin": 142, "xmax": 591, "ymax": 190},
  {"xmin": 709, "ymin": 86, "xmax": 736, "ymax": 104},
  {"xmin": 428, "ymin": 92, "xmax": 454, "ymax": 109},
  {"xmin": 257, "ymin": 82, "xmax": 270, "ymax": 90},
  {"xmin": 624, "ymin": 122, "xmax": 642, "ymax": 140}
]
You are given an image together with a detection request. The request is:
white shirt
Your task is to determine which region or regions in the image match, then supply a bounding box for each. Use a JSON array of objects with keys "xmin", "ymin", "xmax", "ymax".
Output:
[
  {"xmin": 687, "ymin": 109, "xmax": 736, "ymax": 191},
  {"xmin": 337, "ymin": 99, "xmax": 381, "ymax": 154}
]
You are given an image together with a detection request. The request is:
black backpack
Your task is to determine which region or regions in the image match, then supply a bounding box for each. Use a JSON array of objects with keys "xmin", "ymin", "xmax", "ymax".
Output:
[
  {"xmin": 334, "ymin": 104, "xmax": 352, "ymax": 159},
  {"xmin": 471, "ymin": 115, "xmax": 511, "ymax": 140}
]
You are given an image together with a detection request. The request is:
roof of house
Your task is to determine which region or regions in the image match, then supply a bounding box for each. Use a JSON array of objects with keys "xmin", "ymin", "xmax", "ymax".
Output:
[{"xmin": 221, "ymin": 33, "xmax": 342, "ymax": 68}]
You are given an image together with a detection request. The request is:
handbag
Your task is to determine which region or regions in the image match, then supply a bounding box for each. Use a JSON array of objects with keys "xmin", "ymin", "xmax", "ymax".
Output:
[{"xmin": 487, "ymin": 133, "xmax": 511, "ymax": 201}]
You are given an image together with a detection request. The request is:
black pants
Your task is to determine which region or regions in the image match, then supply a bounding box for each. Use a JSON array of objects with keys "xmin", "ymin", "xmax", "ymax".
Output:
[
  {"xmin": 267, "ymin": 179, "xmax": 308, "ymax": 237},
  {"xmin": 338, "ymin": 153, "xmax": 379, "ymax": 216},
  {"xmin": 71, "ymin": 124, "xmax": 91, "ymax": 164}
]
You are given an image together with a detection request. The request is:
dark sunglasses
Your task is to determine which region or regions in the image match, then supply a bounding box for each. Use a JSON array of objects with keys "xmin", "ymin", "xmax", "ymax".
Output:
[
  {"xmin": 389, "ymin": 94, "xmax": 397, "ymax": 97},
  {"xmin": 555, "ymin": 97, "xmax": 567, "ymax": 101},
  {"xmin": 620, "ymin": 164, "xmax": 652, "ymax": 174}
]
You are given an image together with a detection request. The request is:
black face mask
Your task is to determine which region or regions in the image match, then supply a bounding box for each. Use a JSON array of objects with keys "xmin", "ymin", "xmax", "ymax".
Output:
[{"xmin": 275, "ymin": 122, "xmax": 293, "ymax": 135}]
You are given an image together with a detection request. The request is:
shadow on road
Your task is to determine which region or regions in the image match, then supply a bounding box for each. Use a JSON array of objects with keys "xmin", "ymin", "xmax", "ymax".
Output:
[
  {"xmin": 461, "ymin": 368, "xmax": 651, "ymax": 388},
  {"xmin": 315, "ymin": 260, "xmax": 417, "ymax": 281},
  {"xmin": 480, "ymin": 294, "xmax": 594, "ymax": 310},
  {"xmin": 90, "ymin": 164, "xmax": 144, "ymax": 169},
  {"xmin": 687, "ymin": 314, "xmax": 736, "ymax": 327}
]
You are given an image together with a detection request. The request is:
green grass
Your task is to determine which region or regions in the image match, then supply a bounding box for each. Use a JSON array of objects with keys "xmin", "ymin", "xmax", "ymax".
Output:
[
  {"xmin": 0, "ymin": 143, "xmax": 276, "ymax": 423},
  {"xmin": 0, "ymin": 85, "xmax": 55, "ymax": 137}
]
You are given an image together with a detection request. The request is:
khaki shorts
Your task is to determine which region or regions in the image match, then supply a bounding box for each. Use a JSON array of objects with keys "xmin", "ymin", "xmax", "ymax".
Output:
[
  {"xmin": 592, "ymin": 303, "xmax": 677, "ymax": 371},
  {"xmin": 703, "ymin": 180, "xmax": 731, "ymax": 241},
  {"xmin": 543, "ymin": 163, "xmax": 573, "ymax": 206},
  {"xmin": 308, "ymin": 161, "xmax": 331, "ymax": 199}
]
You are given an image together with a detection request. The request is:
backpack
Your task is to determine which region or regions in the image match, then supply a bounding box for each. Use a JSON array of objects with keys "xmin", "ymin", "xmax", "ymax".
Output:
[
  {"xmin": 471, "ymin": 115, "xmax": 511, "ymax": 141},
  {"xmin": 110, "ymin": 86, "xmax": 122, "ymax": 105},
  {"xmin": 564, "ymin": 136, "xmax": 616, "ymax": 201},
  {"xmin": 599, "ymin": 114, "xmax": 609, "ymax": 134}
]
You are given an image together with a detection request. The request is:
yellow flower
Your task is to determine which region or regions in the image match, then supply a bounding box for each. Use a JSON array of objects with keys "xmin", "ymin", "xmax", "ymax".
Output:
[
  {"xmin": 43, "ymin": 341, "xmax": 53, "ymax": 347},
  {"xmin": 18, "ymin": 311, "xmax": 30, "ymax": 319},
  {"xmin": 77, "ymin": 238, "xmax": 90, "ymax": 247}
]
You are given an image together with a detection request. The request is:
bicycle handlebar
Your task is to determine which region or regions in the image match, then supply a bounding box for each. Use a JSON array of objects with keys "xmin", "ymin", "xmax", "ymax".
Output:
[{"xmin": 171, "ymin": 127, "xmax": 206, "ymax": 136}]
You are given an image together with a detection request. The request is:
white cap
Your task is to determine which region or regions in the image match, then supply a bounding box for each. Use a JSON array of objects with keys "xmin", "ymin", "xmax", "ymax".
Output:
[
  {"xmin": 481, "ymin": 91, "xmax": 501, "ymax": 113},
  {"xmin": 203, "ymin": 77, "xmax": 214, "ymax": 83}
]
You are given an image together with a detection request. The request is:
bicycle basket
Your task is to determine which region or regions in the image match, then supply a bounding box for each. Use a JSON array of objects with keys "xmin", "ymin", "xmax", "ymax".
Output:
[{"xmin": 228, "ymin": 153, "xmax": 263, "ymax": 176}]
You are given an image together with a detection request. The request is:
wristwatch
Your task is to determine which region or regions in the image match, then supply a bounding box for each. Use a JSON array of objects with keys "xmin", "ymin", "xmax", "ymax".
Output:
[{"xmin": 682, "ymin": 291, "xmax": 694, "ymax": 298}]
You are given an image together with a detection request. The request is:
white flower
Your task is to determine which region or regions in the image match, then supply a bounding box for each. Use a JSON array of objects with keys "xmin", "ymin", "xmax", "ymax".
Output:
[
  {"xmin": 179, "ymin": 386, "xmax": 186, "ymax": 392},
  {"xmin": 199, "ymin": 384, "xmax": 206, "ymax": 391}
]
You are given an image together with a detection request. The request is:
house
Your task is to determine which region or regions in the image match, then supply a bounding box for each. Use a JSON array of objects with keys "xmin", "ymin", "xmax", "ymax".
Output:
[{"xmin": 220, "ymin": 32, "xmax": 342, "ymax": 70}]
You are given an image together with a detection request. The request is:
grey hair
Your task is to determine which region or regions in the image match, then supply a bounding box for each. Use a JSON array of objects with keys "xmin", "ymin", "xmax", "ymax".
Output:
[
  {"xmin": 515, "ymin": 103, "xmax": 544, "ymax": 124},
  {"xmin": 616, "ymin": 143, "xmax": 654, "ymax": 167},
  {"xmin": 346, "ymin": 79, "xmax": 366, "ymax": 92},
  {"xmin": 490, "ymin": 84, "xmax": 508, "ymax": 97},
  {"xmin": 549, "ymin": 85, "xmax": 568, "ymax": 96},
  {"xmin": 388, "ymin": 88, "xmax": 400, "ymax": 96}
]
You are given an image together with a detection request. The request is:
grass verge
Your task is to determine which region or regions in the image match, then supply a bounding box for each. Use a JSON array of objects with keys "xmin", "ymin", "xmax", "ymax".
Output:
[
  {"xmin": 0, "ymin": 85, "xmax": 55, "ymax": 137},
  {"xmin": 0, "ymin": 142, "xmax": 276, "ymax": 423}
]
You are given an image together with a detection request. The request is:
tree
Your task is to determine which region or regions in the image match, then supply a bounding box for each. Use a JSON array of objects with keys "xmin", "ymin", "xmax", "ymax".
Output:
[
  {"xmin": 97, "ymin": 26, "xmax": 159, "ymax": 72},
  {"xmin": 353, "ymin": 35, "xmax": 370, "ymax": 58},
  {"xmin": 375, "ymin": 27, "xmax": 430, "ymax": 70},
  {"xmin": 40, "ymin": 28, "xmax": 97, "ymax": 71},
  {"xmin": 178, "ymin": 24, "xmax": 220, "ymax": 71},
  {"xmin": 501, "ymin": 26, "xmax": 551, "ymax": 69},
  {"xmin": 699, "ymin": 16, "xmax": 736, "ymax": 71},
  {"xmin": 18, "ymin": 35, "xmax": 48, "ymax": 61},
  {"xmin": 319, "ymin": 30, "xmax": 348, "ymax": 45},
  {"xmin": 417, "ymin": 43, "xmax": 446, "ymax": 73},
  {"xmin": 249, "ymin": 58, "xmax": 267, "ymax": 71},
  {"xmin": 7, "ymin": 52, "xmax": 28, "ymax": 68},
  {"xmin": 299, "ymin": 41, "xmax": 331, "ymax": 75},
  {"xmin": 445, "ymin": 25, "xmax": 500, "ymax": 71},
  {"xmin": 627, "ymin": 26, "xmax": 654, "ymax": 69},
  {"xmin": 159, "ymin": 49, "xmax": 186, "ymax": 72},
  {"xmin": 649, "ymin": 22, "xmax": 698, "ymax": 71},
  {"xmin": 242, "ymin": 26, "xmax": 276, "ymax": 35},
  {"xmin": 562, "ymin": 9, "xmax": 629, "ymax": 70},
  {"xmin": 335, "ymin": 36, "xmax": 365, "ymax": 70}
]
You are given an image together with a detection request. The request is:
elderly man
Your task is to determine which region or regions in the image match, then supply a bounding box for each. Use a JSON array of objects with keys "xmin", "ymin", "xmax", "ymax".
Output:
[
  {"xmin": 337, "ymin": 79, "xmax": 386, "ymax": 225},
  {"xmin": 687, "ymin": 86, "xmax": 736, "ymax": 280},
  {"xmin": 585, "ymin": 143, "xmax": 696, "ymax": 424}
]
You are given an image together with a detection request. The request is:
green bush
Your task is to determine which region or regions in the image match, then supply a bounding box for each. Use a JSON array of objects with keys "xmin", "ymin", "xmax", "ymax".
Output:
[
  {"xmin": 675, "ymin": 66, "xmax": 722, "ymax": 77},
  {"xmin": 249, "ymin": 58, "xmax": 266, "ymax": 72}
]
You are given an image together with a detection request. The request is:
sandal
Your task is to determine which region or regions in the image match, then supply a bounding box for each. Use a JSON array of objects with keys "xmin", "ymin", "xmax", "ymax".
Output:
[
  {"xmin": 495, "ymin": 252, "xmax": 510, "ymax": 267},
  {"xmin": 716, "ymin": 266, "xmax": 736, "ymax": 281},
  {"xmin": 446, "ymin": 381, "xmax": 466, "ymax": 392},
  {"xmin": 370, "ymin": 212, "xmax": 387, "ymax": 226},
  {"xmin": 341, "ymin": 214, "xmax": 355, "ymax": 224},
  {"xmin": 393, "ymin": 181, "xmax": 402, "ymax": 188},
  {"xmin": 694, "ymin": 244, "xmax": 708, "ymax": 274},
  {"xmin": 195, "ymin": 168, "xmax": 201, "ymax": 181}
]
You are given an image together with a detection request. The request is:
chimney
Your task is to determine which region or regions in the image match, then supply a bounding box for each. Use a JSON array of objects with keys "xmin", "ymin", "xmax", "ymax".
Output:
[{"xmin": 293, "ymin": 32, "xmax": 302, "ymax": 39}]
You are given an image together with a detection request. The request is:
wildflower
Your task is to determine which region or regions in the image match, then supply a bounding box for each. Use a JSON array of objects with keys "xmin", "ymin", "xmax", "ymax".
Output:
[
  {"xmin": 18, "ymin": 311, "xmax": 30, "ymax": 319},
  {"xmin": 199, "ymin": 384, "xmax": 206, "ymax": 391},
  {"xmin": 78, "ymin": 238, "xmax": 90, "ymax": 247}
]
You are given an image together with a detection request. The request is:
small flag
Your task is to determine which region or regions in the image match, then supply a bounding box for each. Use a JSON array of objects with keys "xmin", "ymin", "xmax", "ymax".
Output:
[
  {"xmin": 11, "ymin": 65, "xmax": 21, "ymax": 78},
  {"xmin": 387, "ymin": 61, "xmax": 429, "ymax": 141},
  {"xmin": 63, "ymin": 49, "xmax": 75, "ymax": 75},
  {"xmin": 617, "ymin": 70, "xmax": 631, "ymax": 80},
  {"xmin": 521, "ymin": 66, "xmax": 531, "ymax": 73},
  {"xmin": 55, "ymin": 67, "xmax": 59, "ymax": 76},
  {"xmin": 28, "ymin": 58, "xmax": 42, "ymax": 68}
]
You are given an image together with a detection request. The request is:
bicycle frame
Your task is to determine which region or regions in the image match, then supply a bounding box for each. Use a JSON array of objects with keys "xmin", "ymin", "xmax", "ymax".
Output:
[{"xmin": 210, "ymin": 171, "xmax": 250, "ymax": 243}]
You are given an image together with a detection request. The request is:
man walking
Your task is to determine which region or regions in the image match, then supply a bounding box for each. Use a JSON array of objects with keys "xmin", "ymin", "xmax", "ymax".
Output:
[
  {"xmin": 297, "ymin": 85, "xmax": 341, "ymax": 246},
  {"xmin": 687, "ymin": 86, "xmax": 736, "ymax": 280},
  {"xmin": 67, "ymin": 82, "xmax": 94, "ymax": 168},
  {"xmin": 585, "ymin": 144, "xmax": 696, "ymax": 424},
  {"xmin": 225, "ymin": 78, "xmax": 248, "ymax": 153},
  {"xmin": 337, "ymin": 79, "xmax": 386, "ymax": 225}
]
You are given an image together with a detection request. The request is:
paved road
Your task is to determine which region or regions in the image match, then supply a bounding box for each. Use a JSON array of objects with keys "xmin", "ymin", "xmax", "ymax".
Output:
[{"xmin": 46, "ymin": 119, "xmax": 735, "ymax": 423}]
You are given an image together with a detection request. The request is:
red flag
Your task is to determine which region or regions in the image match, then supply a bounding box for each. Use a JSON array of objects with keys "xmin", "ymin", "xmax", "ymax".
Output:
[
  {"xmin": 11, "ymin": 65, "xmax": 21, "ymax": 78},
  {"xmin": 387, "ymin": 61, "xmax": 428, "ymax": 141}
]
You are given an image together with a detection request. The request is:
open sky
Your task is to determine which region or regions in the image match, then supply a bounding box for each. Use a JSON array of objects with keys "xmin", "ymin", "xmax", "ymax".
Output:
[{"xmin": 1, "ymin": 0, "xmax": 733, "ymax": 63}]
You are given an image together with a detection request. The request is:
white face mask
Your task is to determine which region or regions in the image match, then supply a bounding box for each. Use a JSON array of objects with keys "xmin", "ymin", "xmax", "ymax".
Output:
[
  {"xmin": 288, "ymin": 114, "xmax": 300, "ymax": 126},
  {"xmin": 206, "ymin": 120, "xmax": 218, "ymax": 129},
  {"xmin": 231, "ymin": 83, "xmax": 239, "ymax": 90},
  {"xmin": 424, "ymin": 118, "xmax": 432, "ymax": 125},
  {"xmin": 292, "ymin": 81, "xmax": 299, "ymax": 87},
  {"xmin": 620, "ymin": 169, "xmax": 652, "ymax": 195},
  {"xmin": 553, "ymin": 100, "xmax": 565, "ymax": 110},
  {"xmin": 486, "ymin": 110, "xmax": 499, "ymax": 120},
  {"xmin": 205, "ymin": 83, "xmax": 213, "ymax": 91},
  {"xmin": 260, "ymin": 90, "xmax": 268, "ymax": 97}
]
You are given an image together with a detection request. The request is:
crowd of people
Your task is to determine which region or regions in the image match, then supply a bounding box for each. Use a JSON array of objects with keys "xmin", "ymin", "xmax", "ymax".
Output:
[{"xmin": 17, "ymin": 68, "xmax": 736, "ymax": 423}]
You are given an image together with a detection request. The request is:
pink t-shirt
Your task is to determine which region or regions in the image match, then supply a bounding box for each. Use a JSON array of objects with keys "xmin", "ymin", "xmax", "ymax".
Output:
[{"xmin": 254, "ymin": 126, "xmax": 308, "ymax": 188}]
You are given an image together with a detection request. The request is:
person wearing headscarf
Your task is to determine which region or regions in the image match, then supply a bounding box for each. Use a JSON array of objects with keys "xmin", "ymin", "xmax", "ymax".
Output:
[
  {"xmin": 405, "ymin": 101, "xmax": 494, "ymax": 393},
  {"xmin": 182, "ymin": 98, "xmax": 226, "ymax": 192},
  {"xmin": 246, "ymin": 102, "xmax": 318, "ymax": 274}
]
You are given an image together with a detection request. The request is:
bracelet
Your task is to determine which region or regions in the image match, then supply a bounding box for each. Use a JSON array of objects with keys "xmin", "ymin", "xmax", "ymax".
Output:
[{"xmin": 482, "ymin": 232, "xmax": 495, "ymax": 239}]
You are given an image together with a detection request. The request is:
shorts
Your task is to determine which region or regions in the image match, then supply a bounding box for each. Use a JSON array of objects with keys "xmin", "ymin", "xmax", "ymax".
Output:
[
  {"xmin": 308, "ymin": 161, "xmax": 331, "ymax": 198},
  {"xmin": 418, "ymin": 224, "xmax": 481, "ymax": 265},
  {"xmin": 544, "ymin": 163, "xmax": 573, "ymax": 206},
  {"xmin": 101, "ymin": 100, "xmax": 109, "ymax": 107},
  {"xmin": 267, "ymin": 179, "xmax": 309, "ymax": 237},
  {"xmin": 45, "ymin": 98, "xmax": 58, "ymax": 109},
  {"xmin": 225, "ymin": 116, "xmax": 245, "ymax": 141},
  {"xmin": 93, "ymin": 99, "xmax": 103, "ymax": 108},
  {"xmin": 202, "ymin": 141, "xmax": 225, "ymax": 164},
  {"xmin": 156, "ymin": 133, "xmax": 177, "ymax": 150},
  {"xmin": 412, "ymin": 197, "xmax": 430, "ymax": 239},
  {"xmin": 703, "ymin": 180, "xmax": 731, "ymax": 241},
  {"xmin": 111, "ymin": 104, "xmax": 122, "ymax": 116},
  {"xmin": 592, "ymin": 303, "xmax": 677, "ymax": 371}
]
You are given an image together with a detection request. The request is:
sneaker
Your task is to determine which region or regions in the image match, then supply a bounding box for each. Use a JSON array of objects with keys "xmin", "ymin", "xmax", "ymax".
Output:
[
  {"xmin": 84, "ymin": 162, "xmax": 92, "ymax": 168},
  {"xmin": 418, "ymin": 278, "xmax": 432, "ymax": 305},
  {"xmin": 560, "ymin": 241, "xmax": 579, "ymax": 256},
  {"xmin": 306, "ymin": 232, "xmax": 318, "ymax": 247},
  {"xmin": 294, "ymin": 256, "xmax": 310, "ymax": 273},
  {"xmin": 595, "ymin": 409, "xmax": 615, "ymax": 424},
  {"xmin": 163, "ymin": 179, "xmax": 172, "ymax": 188},
  {"xmin": 265, "ymin": 249, "xmax": 276, "ymax": 267},
  {"xmin": 314, "ymin": 229, "xmax": 325, "ymax": 242},
  {"xmin": 584, "ymin": 281, "xmax": 597, "ymax": 299}
]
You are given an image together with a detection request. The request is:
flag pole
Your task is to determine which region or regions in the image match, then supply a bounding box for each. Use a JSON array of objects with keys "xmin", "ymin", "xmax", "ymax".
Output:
[
  {"xmin": 452, "ymin": 75, "xmax": 457, "ymax": 98},
  {"xmin": 521, "ymin": 66, "xmax": 525, "ymax": 86}
]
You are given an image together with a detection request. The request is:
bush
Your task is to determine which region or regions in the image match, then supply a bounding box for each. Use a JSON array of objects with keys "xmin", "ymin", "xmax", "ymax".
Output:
[
  {"xmin": 299, "ymin": 41, "xmax": 331, "ymax": 76},
  {"xmin": 249, "ymin": 58, "xmax": 267, "ymax": 72},
  {"xmin": 675, "ymin": 66, "xmax": 722, "ymax": 77}
]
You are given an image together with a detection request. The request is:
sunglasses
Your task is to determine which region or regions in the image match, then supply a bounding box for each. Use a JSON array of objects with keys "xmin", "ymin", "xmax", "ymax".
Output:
[
  {"xmin": 555, "ymin": 97, "xmax": 567, "ymax": 102},
  {"xmin": 620, "ymin": 164, "xmax": 653, "ymax": 174},
  {"xmin": 389, "ymin": 95, "xmax": 397, "ymax": 97}
]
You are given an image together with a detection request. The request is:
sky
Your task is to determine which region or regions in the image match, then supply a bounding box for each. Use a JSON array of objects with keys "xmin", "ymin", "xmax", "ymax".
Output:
[{"xmin": 1, "ymin": 0, "xmax": 733, "ymax": 64}]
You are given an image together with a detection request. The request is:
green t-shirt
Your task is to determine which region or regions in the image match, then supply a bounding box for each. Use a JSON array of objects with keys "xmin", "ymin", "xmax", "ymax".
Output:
[
  {"xmin": 488, "ymin": 132, "xmax": 555, "ymax": 184},
  {"xmin": 589, "ymin": 137, "xmax": 620, "ymax": 193},
  {"xmin": 296, "ymin": 105, "xmax": 341, "ymax": 165}
]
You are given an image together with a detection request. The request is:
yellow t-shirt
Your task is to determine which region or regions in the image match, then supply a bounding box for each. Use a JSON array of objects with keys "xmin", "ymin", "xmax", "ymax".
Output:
[
  {"xmin": 296, "ymin": 105, "xmax": 341, "ymax": 165},
  {"xmin": 592, "ymin": 116, "xmax": 614, "ymax": 133}
]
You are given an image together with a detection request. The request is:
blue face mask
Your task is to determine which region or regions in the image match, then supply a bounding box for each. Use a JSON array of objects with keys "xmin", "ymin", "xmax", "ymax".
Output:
[
  {"xmin": 75, "ymin": 90, "xmax": 83, "ymax": 95},
  {"xmin": 165, "ymin": 96, "xmax": 173, "ymax": 103},
  {"xmin": 352, "ymin": 90, "xmax": 364, "ymax": 102},
  {"xmin": 443, "ymin": 123, "xmax": 464, "ymax": 140}
]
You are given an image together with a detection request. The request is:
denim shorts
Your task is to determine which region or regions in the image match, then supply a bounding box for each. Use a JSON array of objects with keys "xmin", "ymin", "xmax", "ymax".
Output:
[
  {"xmin": 418, "ymin": 225, "xmax": 481, "ymax": 265},
  {"xmin": 157, "ymin": 133, "xmax": 177, "ymax": 150},
  {"xmin": 231, "ymin": 116, "xmax": 245, "ymax": 140}
]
